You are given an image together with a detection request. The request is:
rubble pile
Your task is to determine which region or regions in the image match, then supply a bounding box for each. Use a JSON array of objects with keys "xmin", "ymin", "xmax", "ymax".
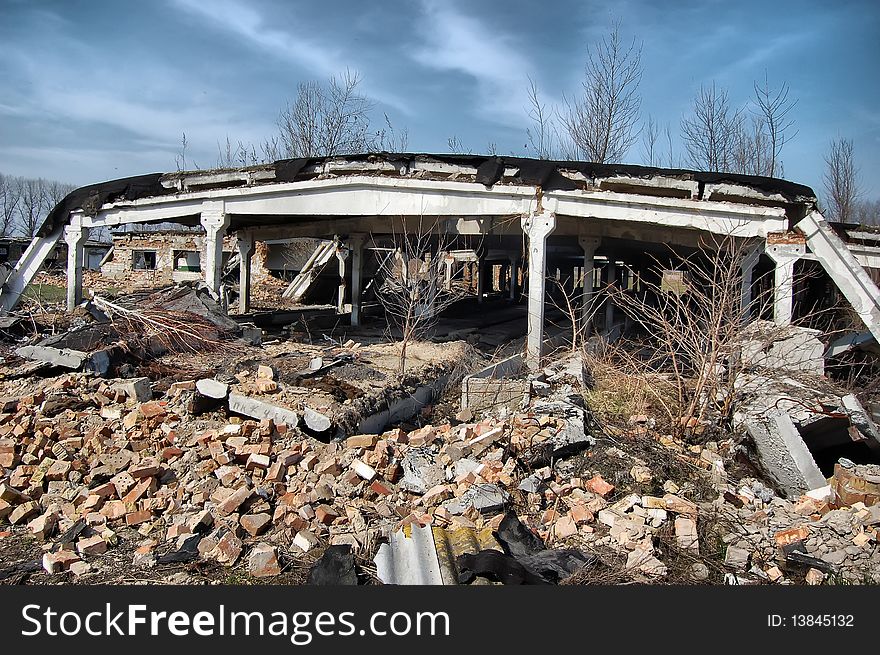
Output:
[{"xmin": 1, "ymin": 360, "xmax": 877, "ymax": 585}]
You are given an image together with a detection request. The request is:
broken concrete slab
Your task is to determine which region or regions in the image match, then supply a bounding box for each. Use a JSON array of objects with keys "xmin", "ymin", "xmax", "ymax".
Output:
[
  {"xmin": 16, "ymin": 346, "xmax": 89, "ymax": 370},
  {"xmin": 739, "ymin": 321, "xmax": 824, "ymax": 375},
  {"xmin": 743, "ymin": 409, "xmax": 827, "ymax": 498},
  {"xmin": 228, "ymin": 392, "xmax": 298, "ymax": 428},
  {"xmin": 196, "ymin": 378, "xmax": 229, "ymax": 399},
  {"xmin": 112, "ymin": 377, "xmax": 152, "ymax": 403},
  {"xmin": 841, "ymin": 394, "xmax": 880, "ymax": 447},
  {"xmin": 443, "ymin": 483, "xmax": 507, "ymax": 515},
  {"xmin": 400, "ymin": 448, "xmax": 445, "ymax": 495},
  {"xmin": 302, "ymin": 407, "xmax": 332, "ymax": 435},
  {"xmin": 522, "ymin": 397, "xmax": 594, "ymax": 465}
]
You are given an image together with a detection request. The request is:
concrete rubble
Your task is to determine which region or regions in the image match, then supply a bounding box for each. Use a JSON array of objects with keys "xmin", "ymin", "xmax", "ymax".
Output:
[{"xmin": 1, "ymin": 346, "xmax": 877, "ymax": 587}]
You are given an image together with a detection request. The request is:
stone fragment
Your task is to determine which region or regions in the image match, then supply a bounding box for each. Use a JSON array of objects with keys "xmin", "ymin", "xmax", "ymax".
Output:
[{"xmin": 249, "ymin": 543, "xmax": 281, "ymax": 577}]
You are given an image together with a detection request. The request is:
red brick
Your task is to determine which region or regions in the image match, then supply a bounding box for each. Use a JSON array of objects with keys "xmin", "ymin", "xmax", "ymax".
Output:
[
  {"xmin": 585, "ymin": 475, "xmax": 615, "ymax": 498},
  {"xmin": 315, "ymin": 504, "xmax": 338, "ymax": 525},
  {"xmin": 125, "ymin": 510, "xmax": 153, "ymax": 526},
  {"xmin": 370, "ymin": 481, "xmax": 393, "ymax": 496}
]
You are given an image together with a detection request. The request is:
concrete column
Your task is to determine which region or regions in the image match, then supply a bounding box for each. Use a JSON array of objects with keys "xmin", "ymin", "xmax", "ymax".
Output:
[
  {"xmin": 766, "ymin": 241, "xmax": 804, "ymax": 325},
  {"xmin": 64, "ymin": 222, "xmax": 88, "ymax": 311},
  {"xmin": 336, "ymin": 246, "xmax": 349, "ymax": 314},
  {"xmin": 578, "ymin": 236, "xmax": 600, "ymax": 335},
  {"xmin": 476, "ymin": 258, "xmax": 485, "ymax": 303},
  {"xmin": 200, "ymin": 201, "xmax": 230, "ymax": 299},
  {"xmin": 349, "ymin": 233, "xmax": 366, "ymax": 326},
  {"xmin": 605, "ymin": 256, "xmax": 617, "ymax": 330},
  {"xmin": 522, "ymin": 211, "xmax": 557, "ymax": 370},
  {"xmin": 443, "ymin": 254, "xmax": 453, "ymax": 291},
  {"xmin": 739, "ymin": 244, "xmax": 762, "ymax": 321},
  {"xmin": 508, "ymin": 257, "xmax": 518, "ymax": 301},
  {"xmin": 236, "ymin": 232, "xmax": 254, "ymax": 314}
]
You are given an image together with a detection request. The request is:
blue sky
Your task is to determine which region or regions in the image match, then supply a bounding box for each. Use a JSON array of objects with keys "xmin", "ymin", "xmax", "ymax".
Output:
[{"xmin": 1, "ymin": 0, "xmax": 878, "ymax": 200}]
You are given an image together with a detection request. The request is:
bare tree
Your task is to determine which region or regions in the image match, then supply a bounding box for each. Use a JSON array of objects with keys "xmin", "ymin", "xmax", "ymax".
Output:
[
  {"xmin": 374, "ymin": 113, "xmax": 409, "ymax": 152},
  {"xmin": 641, "ymin": 115, "xmax": 660, "ymax": 166},
  {"xmin": 560, "ymin": 22, "xmax": 643, "ymax": 163},
  {"xmin": 604, "ymin": 235, "xmax": 797, "ymax": 439},
  {"xmin": 680, "ymin": 82, "xmax": 743, "ymax": 172},
  {"xmin": 0, "ymin": 173, "xmax": 22, "ymax": 237},
  {"xmin": 730, "ymin": 115, "xmax": 771, "ymax": 176},
  {"xmin": 525, "ymin": 77, "xmax": 557, "ymax": 160},
  {"xmin": 752, "ymin": 73, "xmax": 797, "ymax": 178},
  {"xmin": 446, "ymin": 135, "xmax": 471, "ymax": 155},
  {"xmin": 17, "ymin": 177, "xmax": 47, "ymax": 238},
  {"xmin": 277, "ymin": 69, "xmax": 374, "ymax": 158},
  {"xmin": 374, "ymin": 220, "xmax": 465, "ymax": 376},
  {"xmin": 823, "ymin": 137, "xmax": 860, "ymax": 222},
  {"xmin": 663, "ymin": 122, "xmax": 679, "ymax": 168},
  {"xmin": 45, "ymin": 179, "xmax": 74, "ymax": 211},
  {"xmin": 853, "ymin": 198, "xmax": 880, "ymax": 226}
]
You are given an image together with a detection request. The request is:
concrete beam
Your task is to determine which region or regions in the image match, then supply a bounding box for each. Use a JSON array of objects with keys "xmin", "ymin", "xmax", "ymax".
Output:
[
  {"xmin": 522, "ymin": 210, "xmax": 556, "ymax": 370},
  {"xmin": 798, "ymin": 210, "xmax": 880, "ymax": 343}
]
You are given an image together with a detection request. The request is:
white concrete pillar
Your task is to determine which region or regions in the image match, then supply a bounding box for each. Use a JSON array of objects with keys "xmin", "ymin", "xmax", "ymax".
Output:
[
  {"xmin": 349, "ymin": 233, "xmax": 366, "ymax": 326},
  {"xmin": 508, "ymin": 257, "xmax": 518, "ymax": 301},
  {"xmin": 336, "ymin": 246, "xmax": 349, "ymax": 314},
  {"xmin": 476, "ymin": 258, "xmax": 485, "ymax": 303},
  {"xmin": 605, "ymin": 257, "xmax": 617, "ymax": 329},
  {"xmin": 236, "ymin": 231, "xmax": 254, "ymax": 314},
  {"xmin": 578, "ymin": 236, "xmax": 600, "ymax": 335},
  {"xmin": 64, "ymin": 222, "xmax": 89, "ymax": 311},
  {"xmin": 522, "ymin": 211, "xmax": 557, "ymax": 370},
  {"xmin": 766, "ymin": 241, "xmax": 804, "ymax": 326},
  {"xmin": 443, "ymin": 254, "xmax": 454, "ymax": 291},
  {"xmin": 739, "ymin": 244, "xmax": 762, "ymax": 321},
  {"xmin": 200, "ymin": 201, "xmax": 230, "ymax": 299}
]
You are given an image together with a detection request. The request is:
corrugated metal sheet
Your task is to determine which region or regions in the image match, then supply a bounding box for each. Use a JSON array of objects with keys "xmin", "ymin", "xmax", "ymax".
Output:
[
  {"xmin": 374, "ymin": 524, "xmax": 444, "ymax": 585},
  {"xmin": 432, "ymin": 526, "xmax": 501, "ymax": 585},
  {"xmin": 374, "ymin": 524, "xmax": 503, "ymax": 585}
]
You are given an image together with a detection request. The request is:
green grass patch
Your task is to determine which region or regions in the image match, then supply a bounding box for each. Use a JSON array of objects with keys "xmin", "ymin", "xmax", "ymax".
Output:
[{"xmin": 22, "ymin": 283, "xmax": 66, "ymax": 305}]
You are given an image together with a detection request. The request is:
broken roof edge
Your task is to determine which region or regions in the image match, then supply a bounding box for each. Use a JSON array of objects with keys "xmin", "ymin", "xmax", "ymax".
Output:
[{"xmin": 39, "ymin": 152, "xmax": 818, "ymax": 238}]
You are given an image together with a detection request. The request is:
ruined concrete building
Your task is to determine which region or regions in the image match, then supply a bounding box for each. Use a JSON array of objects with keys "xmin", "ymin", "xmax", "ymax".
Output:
[
  {"xmin": 2, "ymin": 153, "xmax": 879, "ymax": 370},
  {"xmin": 4, "ymin": 154, "xmax": 880, "ymax": 585}
]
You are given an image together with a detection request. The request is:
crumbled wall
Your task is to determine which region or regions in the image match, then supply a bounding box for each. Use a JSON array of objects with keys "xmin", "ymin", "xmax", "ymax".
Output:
[{"xmin": 101, "ymin": 233, "xmax": 235, "ymax": 288}]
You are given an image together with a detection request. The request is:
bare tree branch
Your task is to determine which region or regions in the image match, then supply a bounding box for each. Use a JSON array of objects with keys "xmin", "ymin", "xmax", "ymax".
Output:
[
  {"xmin": 278, "ymin": 69, "xmax": 375, "ymax": 158},
  {"xmin": 823, "ymin": 137, "xmax": 860, "ymax": 222},
  {"xmin": 752, "ymin": 72, "xmax": 797, "ymax": 178},
  {"xmin": 680, "ymin": 81, "xmax": 744, "ymax": 172},
  {"xmin": 525, "ymin": 76, "xmax": 557, "ymax": 160},
  {"xmin": 560, "ymin": 21, "xmax": 643, "ymax": 163}
]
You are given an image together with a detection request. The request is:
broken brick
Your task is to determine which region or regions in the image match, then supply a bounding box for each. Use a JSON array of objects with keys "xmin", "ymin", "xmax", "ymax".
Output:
[{"xmin": 585, "ymin": 475, "xmax": 615, "ymax": 498}]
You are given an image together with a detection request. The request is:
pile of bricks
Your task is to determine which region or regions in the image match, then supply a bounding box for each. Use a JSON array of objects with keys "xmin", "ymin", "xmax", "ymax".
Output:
[{"xmin": 2, "ymin": 367, "xmax": 878, "ymax": 585}]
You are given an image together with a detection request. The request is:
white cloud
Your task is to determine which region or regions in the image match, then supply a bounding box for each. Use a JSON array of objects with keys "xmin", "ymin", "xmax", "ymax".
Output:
[
  {"xmin": 168, "ymin": 0, "xmax": 412, "ymax": 114},
  {"xmin": 411, "ymin": 2, "xmax": 537, "ymax": 127}
]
